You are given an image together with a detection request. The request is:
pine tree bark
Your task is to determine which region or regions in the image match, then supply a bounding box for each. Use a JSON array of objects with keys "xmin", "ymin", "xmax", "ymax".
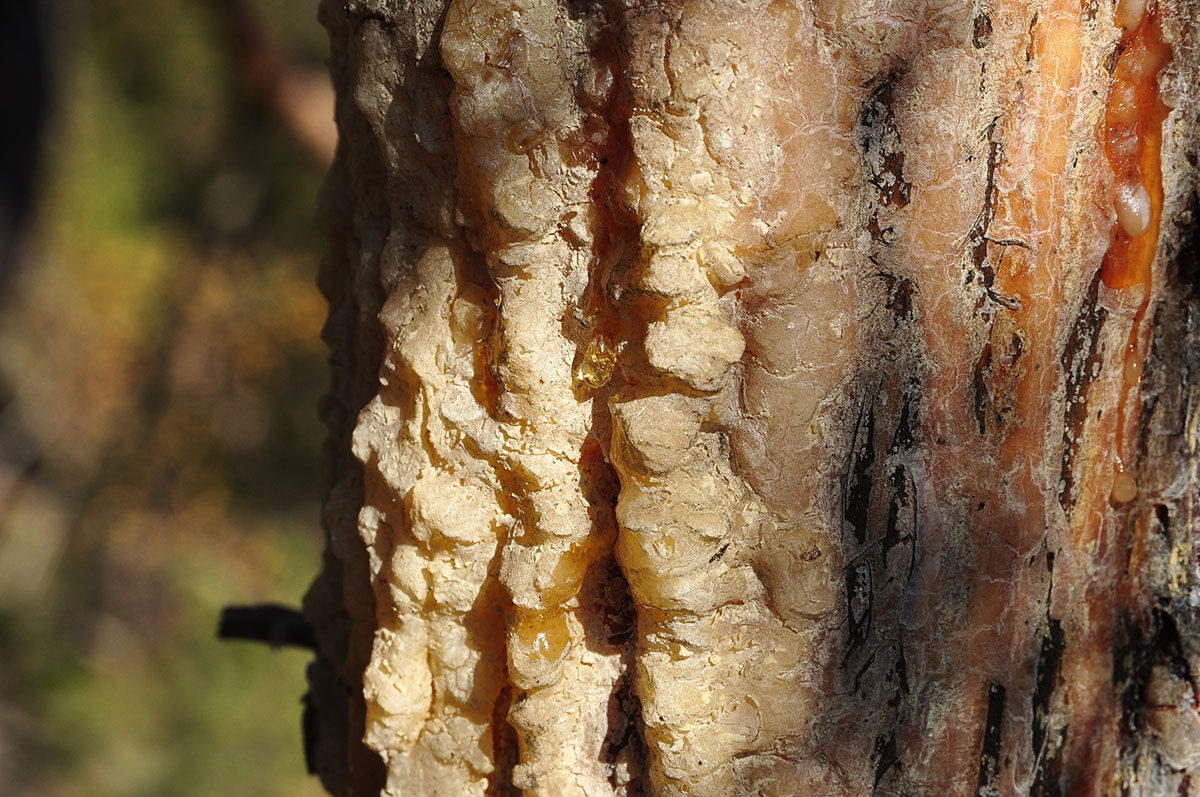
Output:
[{"xmin": 303, "ymin": 1, "xmax": 1200, "ymax": 794}]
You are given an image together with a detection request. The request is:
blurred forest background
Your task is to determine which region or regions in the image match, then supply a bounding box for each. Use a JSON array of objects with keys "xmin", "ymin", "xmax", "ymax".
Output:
[{"xmin": 0, "ymin": 0, "xmax": 335, "ymax": 794}]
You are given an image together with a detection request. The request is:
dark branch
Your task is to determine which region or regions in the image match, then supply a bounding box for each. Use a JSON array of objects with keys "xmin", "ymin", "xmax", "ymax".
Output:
[{"xmin": 218, "ymin": 603, "xmax": 316, "ymax": 650}]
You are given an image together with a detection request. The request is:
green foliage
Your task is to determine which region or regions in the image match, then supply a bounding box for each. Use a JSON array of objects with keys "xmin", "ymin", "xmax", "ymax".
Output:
[{"xmin": 0, "ymin": 0, "xmax": 332, "ymax": 793}]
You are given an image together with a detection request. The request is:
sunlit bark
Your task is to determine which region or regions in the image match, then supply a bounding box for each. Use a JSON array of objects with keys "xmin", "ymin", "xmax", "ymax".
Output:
[{"xmin": 304, "ymin": 1, "xmax": 1200, "ymax": 794}]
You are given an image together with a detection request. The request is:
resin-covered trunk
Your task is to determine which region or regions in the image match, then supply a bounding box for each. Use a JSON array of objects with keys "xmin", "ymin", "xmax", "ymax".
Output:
[{"xmin": 303, "ymin": 1, "xmax": 1200, "ymax": 794}]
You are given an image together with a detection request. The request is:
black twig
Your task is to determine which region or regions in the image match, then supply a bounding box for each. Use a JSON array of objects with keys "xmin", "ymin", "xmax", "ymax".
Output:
[{"xmin": 217, "ymin": 603, "xmax": 316, "ymax": 650}]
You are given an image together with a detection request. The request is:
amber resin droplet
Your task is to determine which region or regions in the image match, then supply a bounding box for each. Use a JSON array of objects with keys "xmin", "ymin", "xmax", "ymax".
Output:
[
  {"xmin": 1115, "ymin": 0, "xmax": 1147, "ymax": 29},
  {"xmin": 1111, "ymin": 470, "xmax": 1138, "ymax": 504},
  {"xmin": 515, "ymin": 609, "xmax": 571, "ymax": 662},
  {"xmin": 575, "ymin": 333, "xmax": 618, "ymax": 388},
  {"xmin": 1115, "ymin": 181, "xmax": 1152, "ymax": 238}
]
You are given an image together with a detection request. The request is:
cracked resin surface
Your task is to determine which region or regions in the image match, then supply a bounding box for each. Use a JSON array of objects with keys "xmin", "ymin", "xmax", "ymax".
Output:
[{"xmin": 305, "ymin": 1, "xmax": 1200, "ymax": 795}]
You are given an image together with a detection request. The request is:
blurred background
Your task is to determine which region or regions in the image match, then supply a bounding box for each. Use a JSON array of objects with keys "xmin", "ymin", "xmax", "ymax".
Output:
[{"xmin": 0, "ymin": 0, "xmax": 335, "ymax": 794}]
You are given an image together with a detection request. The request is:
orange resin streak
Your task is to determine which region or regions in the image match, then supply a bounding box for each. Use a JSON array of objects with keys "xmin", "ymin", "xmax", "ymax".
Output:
[
  {"xmin": 1101, "ymin": 12, "xmax": 1171, "ymax": 292},
  {"xmin": 1058, "ymin": 7, "xmax": 1173, "ymax": 790},
  {"xmin": 1101, "ymin": 8, "xmax": 1171, "ymax": 496}
]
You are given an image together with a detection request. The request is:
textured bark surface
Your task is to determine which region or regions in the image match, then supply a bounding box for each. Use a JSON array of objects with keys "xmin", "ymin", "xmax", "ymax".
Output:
[{"xmin": 303, "ymin": 1, "xmax": 1200, "ymax": 794}]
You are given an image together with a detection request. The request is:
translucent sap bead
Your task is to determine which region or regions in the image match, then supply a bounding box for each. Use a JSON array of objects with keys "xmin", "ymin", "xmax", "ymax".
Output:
[
  {"xmin": 1115, "ymin": 180, "xmax": 1152, "ymax": 238},
  {"xmin": 575, "ymin": 334, "xmax": 618, "ymax": 388},
  {"xmin": 1111, "ymin": 470, "xmax": 1138, "ymax": 503},
  {"xmin": 1115, "ymin": 0, "xmax": 1146, "ymax": 30}
]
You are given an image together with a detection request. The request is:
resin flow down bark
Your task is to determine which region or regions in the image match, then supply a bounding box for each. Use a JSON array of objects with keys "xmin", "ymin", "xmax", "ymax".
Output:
[{"xmin": 303, "ymin": 0, "xmax": 1200, "ymax": 794}]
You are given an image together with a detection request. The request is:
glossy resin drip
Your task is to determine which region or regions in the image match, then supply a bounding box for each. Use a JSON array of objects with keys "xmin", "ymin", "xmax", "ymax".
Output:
[{"xmin": 1101, "ymin": 1, "xmax": 1171, "ymax": 503}]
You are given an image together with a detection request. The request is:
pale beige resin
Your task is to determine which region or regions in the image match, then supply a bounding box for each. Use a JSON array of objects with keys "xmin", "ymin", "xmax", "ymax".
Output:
[{"xmin": 306, "ymin": 1, "xmax": 1200, "ymax": 795}]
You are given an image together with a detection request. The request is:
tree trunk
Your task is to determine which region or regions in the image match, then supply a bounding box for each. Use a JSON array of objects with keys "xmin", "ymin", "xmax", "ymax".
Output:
[{"xmin": 302, "ymin": 1, "xmax": 1200, "ymax": 794}]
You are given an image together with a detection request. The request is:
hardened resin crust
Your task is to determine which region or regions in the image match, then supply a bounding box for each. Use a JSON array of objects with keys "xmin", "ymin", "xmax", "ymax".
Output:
[{"xmin": 305, "ymin": 1, "xmax": 1200, "ymax": 794}]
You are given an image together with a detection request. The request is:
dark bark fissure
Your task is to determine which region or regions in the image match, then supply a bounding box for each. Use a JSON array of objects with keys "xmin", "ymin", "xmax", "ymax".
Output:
[
  {"xmin": 1058, "ymin": 272, "xmax": 1108, "ymax": 513},
  {"xmin": 844, "ymin": 397, "xmax": 878, "ymax": 548},
  {"xmin": 1031, "ymin": 612, "xmax": 1066, "ymax": 795},
  {"xmin": 976, "ymin": 681, "xmax": 1009, "ymax": 793},
  {"xmin": 842, "ymin": 63, "xmax": 934, "ymax": 790},
  {"xmin": 860, "ymin": 72, "xmax": 911, "ymax": 248}
]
